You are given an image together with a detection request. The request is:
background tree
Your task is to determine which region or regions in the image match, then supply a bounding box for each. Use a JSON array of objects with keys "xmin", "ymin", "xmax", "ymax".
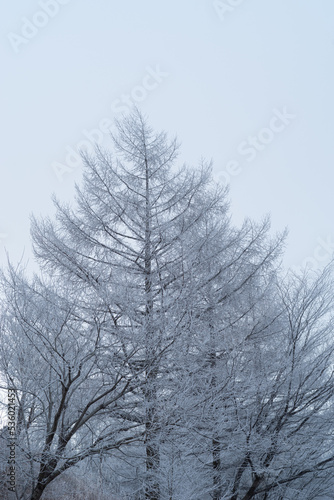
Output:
[
  {"xmin": 0, "ymin": 264, "xmax": 145, "ymax": 500},
  {"xmin": 178, "ymin": 263, "xmax": 334, "ymax": 499},
  {"xmin": 169, "ymin": 216, "xmax": 285, "ymax": 499}
]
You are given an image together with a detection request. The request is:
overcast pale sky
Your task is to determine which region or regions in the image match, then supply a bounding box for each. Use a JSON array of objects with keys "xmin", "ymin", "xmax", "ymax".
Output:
[{"xmin": 1, "ymin": 0, "xmax": 334, "ymax": 273}]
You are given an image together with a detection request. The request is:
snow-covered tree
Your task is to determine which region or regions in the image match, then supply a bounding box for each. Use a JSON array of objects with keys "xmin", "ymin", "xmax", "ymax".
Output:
[
  {"xmin": 1, "ymin": 110, "xmax": 334, "ymax": 500},
  {"xmin": 28, "ymin": 109, "xmax": 231, "ymax": 498},
  {"xmin": 178, "ymin": 263, "xmax": 334, "ymax": 499},
  {"xmin": 0, "ymin": 265, "xmax": 146, "ymax": 500}
]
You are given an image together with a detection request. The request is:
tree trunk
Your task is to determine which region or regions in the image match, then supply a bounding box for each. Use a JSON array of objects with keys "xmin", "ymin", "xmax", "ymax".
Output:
[
  {"xmin": 144, "ymin": 156, "xmax": 160, "ymax": 500},
  {"xmin": 210, "ymin": 321, "xmax": 222, "ymax": 500},
  {"xmin": 241, "ymin": 475, "xmax": 262, "ymax": 500},
  {"xmin": 30, "ymin": 482, "xmax": 47, "ymax": 500},
  {"xmin": 212, "ymin": 436, "xmax": 222, "ymax": 500}
]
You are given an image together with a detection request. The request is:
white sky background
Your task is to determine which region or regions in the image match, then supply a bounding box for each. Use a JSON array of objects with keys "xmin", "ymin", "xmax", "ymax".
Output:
[{"xmin": 0, "ymin": 0, "xmax": 334, "ymax": 273}]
